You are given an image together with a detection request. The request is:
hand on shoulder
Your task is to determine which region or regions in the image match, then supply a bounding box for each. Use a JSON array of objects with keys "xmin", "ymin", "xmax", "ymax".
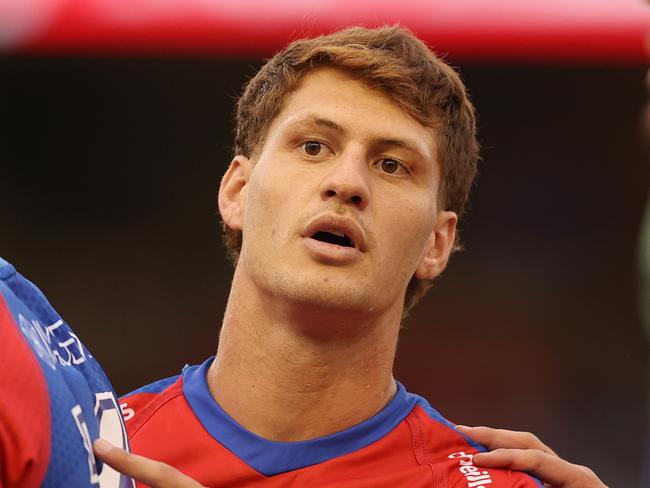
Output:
[{"xmin": 455, "ymin": 425, "xmax": 607, "ymax": 488}]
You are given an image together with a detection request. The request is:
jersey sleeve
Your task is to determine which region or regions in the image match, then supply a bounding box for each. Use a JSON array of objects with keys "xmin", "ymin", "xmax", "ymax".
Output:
[{"xmin": 0, "ymin": 293, "xmax": 51, "ymax": 488}]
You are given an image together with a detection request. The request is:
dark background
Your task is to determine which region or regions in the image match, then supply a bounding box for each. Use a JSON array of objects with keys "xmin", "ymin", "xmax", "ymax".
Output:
[{"xmin": 0, "ymin": 57, "xmax": 648, "ymax": 486}]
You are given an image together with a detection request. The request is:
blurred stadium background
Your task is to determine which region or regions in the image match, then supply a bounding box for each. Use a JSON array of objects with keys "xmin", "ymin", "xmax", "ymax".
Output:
[{"xmin": 1, "ymin": 0, "xmax": 649, "ymax": 485}]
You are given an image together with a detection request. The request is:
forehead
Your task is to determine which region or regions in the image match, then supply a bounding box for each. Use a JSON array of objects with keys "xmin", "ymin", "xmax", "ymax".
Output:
[{"xmin": 265, "ymin": 67, "xmax": 438, "ymax": 163}]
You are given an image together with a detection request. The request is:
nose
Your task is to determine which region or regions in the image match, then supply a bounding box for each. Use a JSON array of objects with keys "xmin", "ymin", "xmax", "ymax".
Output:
[{"xmin": 318, "ymin": 150, "xmax": 370, "ymax": 210}]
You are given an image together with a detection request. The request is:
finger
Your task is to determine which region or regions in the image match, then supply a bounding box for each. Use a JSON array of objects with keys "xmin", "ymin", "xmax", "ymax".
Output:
[
  {"xmin": 93, "ymin": 439, "xmax": 204, "ymax": 488},
  {"xmin": 473, "ymin": 448, "xmax": 607, "ymax": 488},
  {"xmin": 455, "ymin": 425, "xmax": 557, "ymax": 456}
]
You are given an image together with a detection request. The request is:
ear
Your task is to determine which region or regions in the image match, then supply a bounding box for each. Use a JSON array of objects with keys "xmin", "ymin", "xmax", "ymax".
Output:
[
  {"xmin": 414, "ymin": 211, "xmax": 458, "ymax": 280},
  {"xmin": 218, "ymin": 156, "xmax": 252, "ymax": 231}
]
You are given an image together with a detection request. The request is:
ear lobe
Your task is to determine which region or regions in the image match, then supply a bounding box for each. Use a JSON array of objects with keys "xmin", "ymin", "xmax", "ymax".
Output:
[
  {"xmin": 414, "ymin": 211, "xmax": 458, "ymax": 280},
  {"xmin": 218, "ymin": 156, "xmax": 252, "ymax": 231}
]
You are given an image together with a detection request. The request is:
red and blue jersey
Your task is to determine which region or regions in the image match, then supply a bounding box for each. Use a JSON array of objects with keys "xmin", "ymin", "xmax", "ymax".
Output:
[
  {"xmin": 0, "ymin": 258, "xmax": 133, "ymax": 488},
  {"xmin": 122, "ymin": 357, "xmax": 543, "ymax": 487}
]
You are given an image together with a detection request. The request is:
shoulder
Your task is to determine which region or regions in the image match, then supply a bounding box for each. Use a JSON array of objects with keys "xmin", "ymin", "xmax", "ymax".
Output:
[
  {"xmin": 120, "ymin": 374, "xmax": 184, "ymax": 437},
  {"xmin": 404, "ymin": 392, "xmax": 543, "ymax": 487},
  {"xmin": 120, "ymin": 371, "xmax": 221, "ymax": 460},
  {"xmin": 0, "ymin": 257, "xmax": 130, "ymax": 487}
]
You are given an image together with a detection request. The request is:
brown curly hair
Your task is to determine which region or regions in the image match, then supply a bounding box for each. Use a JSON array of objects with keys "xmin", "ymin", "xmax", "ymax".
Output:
[{"xmin": 223, "ymin": 25, "xmax": 479, "ymax": 314}]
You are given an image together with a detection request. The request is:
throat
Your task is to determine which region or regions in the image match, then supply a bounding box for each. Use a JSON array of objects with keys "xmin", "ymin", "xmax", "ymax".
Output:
[
  {"xmin": 211, "ymin": 273, "xmax": 402, "ymax": 441},
  {"xmin": 208, "ymin": 326, "xmax": 398, "ymax": 442}
]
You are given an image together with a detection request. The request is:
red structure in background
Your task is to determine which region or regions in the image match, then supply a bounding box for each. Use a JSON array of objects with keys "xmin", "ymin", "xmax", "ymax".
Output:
[{"xmin": 1, "ymin": 0, "xmax": 649, "ymax": 63}]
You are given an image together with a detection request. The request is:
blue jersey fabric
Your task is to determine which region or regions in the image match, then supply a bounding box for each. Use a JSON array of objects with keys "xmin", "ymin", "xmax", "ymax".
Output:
[{"xmin": 0, "ymin": 257, "xmax": 133, "ymax": 488}]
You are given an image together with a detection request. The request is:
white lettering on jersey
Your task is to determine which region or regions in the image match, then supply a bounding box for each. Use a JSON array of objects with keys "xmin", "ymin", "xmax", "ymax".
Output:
[
  {"xmin": 55, "ymin": 331, "xmax": 88, "ymax": 365},
  {"xmin": 448, "ymin": 451, "xmax": 493, "ymax": 487},
  {"xmin": 17, "ymin": 314, "xmax": 89, "ymax": 369},
  {"xmin": 47, "ymin": 320, "xmax": 88, "ymax": 365},
  {"xmin": 120, "ymin": 402, "xmax": 135, "ymax": 421}
]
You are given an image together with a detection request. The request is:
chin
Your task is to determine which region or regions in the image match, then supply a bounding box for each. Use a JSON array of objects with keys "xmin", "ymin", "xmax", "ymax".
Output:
[{"xmin": 270, "ymin": 271, "xmax": 380, "ymax": 313}]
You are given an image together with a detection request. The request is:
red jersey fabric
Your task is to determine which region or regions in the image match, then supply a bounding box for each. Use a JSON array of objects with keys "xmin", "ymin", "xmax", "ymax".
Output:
[
  {"xmin": 122, "ymin": 358, "xmax": 542, "ymax": 487},
  {"xmin": 0, "ymin": 293, "xmax": 51, "ymax": 488}
]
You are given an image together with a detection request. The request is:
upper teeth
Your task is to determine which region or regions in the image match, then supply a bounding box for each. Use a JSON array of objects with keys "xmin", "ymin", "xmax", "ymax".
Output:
[{"xmin": 330, "ymin": 231, "xmax": 345, "ymax": 237}]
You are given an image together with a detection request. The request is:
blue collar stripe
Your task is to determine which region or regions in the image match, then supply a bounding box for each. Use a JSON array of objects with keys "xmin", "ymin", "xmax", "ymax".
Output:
[{"xmin": 182, "ymin": 358, "xmax": 417, "ymax": 476}]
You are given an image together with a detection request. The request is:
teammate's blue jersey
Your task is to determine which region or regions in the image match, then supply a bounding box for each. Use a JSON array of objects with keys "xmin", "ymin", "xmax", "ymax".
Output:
[{"xmin": 0, "ymin": 257, "xmax": 133, "ymax": 488}]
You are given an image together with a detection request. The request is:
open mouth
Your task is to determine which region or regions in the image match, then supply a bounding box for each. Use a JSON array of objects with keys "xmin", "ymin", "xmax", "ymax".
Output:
[
  {"xmin": 311, "ymin": 231, "xmax": 354, "ymax": 248},
  {"xmin": 302, "ymin": 214, "xmax": 366, "ymax": 254}
]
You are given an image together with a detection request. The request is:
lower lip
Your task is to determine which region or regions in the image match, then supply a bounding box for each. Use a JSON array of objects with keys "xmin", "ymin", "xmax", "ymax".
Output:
[{"xmin": 301, "ymin": 237, "xmax": 362, "ymax": 264}]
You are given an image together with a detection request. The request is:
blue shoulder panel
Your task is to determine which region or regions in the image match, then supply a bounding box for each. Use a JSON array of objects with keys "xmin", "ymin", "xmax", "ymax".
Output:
[
  {"xmin": 414, "ymin": 396, "xmax": 486, "ymax": 452},
  {"xmin": 122, "ymin": 375, "xmax": 180, "ymax": 398}
]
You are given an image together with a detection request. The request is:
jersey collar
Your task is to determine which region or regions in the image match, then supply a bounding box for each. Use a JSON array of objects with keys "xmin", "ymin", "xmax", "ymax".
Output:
[{"xmin": 182, "ymin": 357, "xmax": 417, "ymax": 476}]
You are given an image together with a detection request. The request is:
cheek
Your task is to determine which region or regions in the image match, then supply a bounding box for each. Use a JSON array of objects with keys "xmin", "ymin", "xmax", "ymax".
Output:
[
  {"xmin": 244, "ymin": 167, "xmax": 299, "ymax": 240},
  {"xmin": 378, "ymin": 200, "xmax": 435, "ymax": 270},
  {"xmin": 245, "ymin": 182, "xmax": 276, "ymax": 234}
]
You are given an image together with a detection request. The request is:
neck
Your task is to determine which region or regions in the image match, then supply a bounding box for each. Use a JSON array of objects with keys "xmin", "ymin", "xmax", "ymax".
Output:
[{"xmin": 207, "ymin": 266, "xmax": 402, "ymax": 442}]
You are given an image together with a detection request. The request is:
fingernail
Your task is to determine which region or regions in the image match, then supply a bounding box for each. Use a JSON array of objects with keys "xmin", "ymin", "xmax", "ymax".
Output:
[
  {"xmin": 455, "ymin": 425, "xmax": 470, "ymax": 429},
  {"xmin": 93, "ymin": 438, "xmax": 113, "ymax": 454}
]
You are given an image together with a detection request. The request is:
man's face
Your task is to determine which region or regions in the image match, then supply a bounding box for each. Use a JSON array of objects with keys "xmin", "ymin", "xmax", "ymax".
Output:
[{"xmin": 222, "ymin": 67, "xmax": 456, "ymax": 317}]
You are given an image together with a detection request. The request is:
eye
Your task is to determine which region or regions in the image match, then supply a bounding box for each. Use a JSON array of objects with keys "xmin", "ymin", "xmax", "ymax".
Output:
[
  {"xmin": 379, "ymin": 158, "xmax": 402, "ymax": 174},
  {"xmin": 303, "ymin": 140, "xmax": 323, "ymax": 156}
]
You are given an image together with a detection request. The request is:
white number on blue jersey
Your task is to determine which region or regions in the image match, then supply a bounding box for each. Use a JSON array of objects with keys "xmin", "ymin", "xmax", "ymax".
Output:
[
  {"xmin": 71, "ymin": 404, "xmax": 101, "ymax": 485},
  {"xmin": 72, "ymin": 391, "xmax": 134, "ymax": 487}
]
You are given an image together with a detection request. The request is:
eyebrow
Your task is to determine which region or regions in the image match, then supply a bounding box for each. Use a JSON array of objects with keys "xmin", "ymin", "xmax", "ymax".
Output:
[
  {"xmin": 286, "ymin": 114, "xmax": 431, "ymax": 161},
  {"xmin": 287, "ymin": 115, "xmax": 347, "ymax": 135}
]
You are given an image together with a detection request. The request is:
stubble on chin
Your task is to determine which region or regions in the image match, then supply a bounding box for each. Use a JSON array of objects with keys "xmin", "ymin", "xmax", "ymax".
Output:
[{"xmin": 255, "ymin": 263, "xmax": 378, "ymax": 313}]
